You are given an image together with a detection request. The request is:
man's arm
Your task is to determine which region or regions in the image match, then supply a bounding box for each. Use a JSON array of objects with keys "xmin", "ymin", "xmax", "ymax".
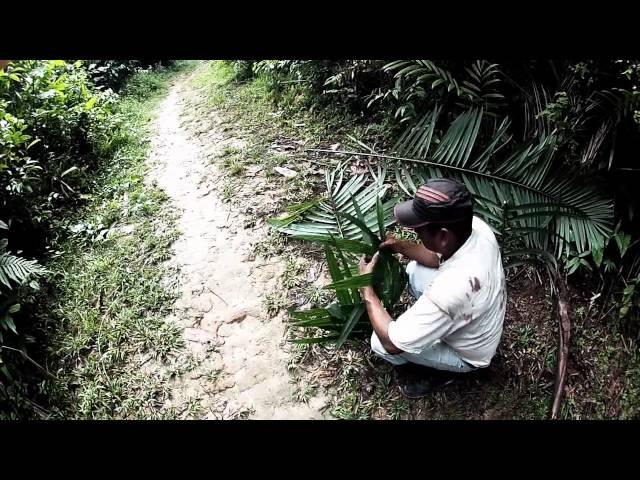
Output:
[
  {"xmin": 358, "ymin": 252, "xmax": 403, "ymax": 355},
  {"xmin": 360, "ymin": 285, "xmax": 403, "ymax": 355},
  {"xmin": 359, "ymin": 252, "xmax": 455, "ymax": 357},
  {"xmin": 380, "ymin": 235, "xmax": 440, "ymax": 268}
]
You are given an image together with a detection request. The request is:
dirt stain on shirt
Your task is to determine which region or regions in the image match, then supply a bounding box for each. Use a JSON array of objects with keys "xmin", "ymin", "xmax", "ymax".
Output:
[{"xmin": 469, "ymin": 277, "xmax": 481, "ymax": 292}]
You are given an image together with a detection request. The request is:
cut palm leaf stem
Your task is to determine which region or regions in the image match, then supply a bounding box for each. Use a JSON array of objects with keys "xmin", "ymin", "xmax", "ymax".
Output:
[{"xmin": 307, "ymin": 148, "xmax": 571, "ymax": 200}]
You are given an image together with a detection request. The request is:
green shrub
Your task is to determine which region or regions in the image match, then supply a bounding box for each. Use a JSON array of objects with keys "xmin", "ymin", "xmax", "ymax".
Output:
[
  {"xmin": 0, "ymin": 60, "xmax": 117, "ymax": 237},
  {"xmin": 86, "ymin": 60, "xmax": 176, "ymax": 92}
]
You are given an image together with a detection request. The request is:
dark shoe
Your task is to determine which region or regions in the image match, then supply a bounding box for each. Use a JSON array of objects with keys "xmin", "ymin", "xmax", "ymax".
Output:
[
  {"xmin": 394, "ymin": 363, "xmax": 458, "ymax": 399},
  {"xmin": 399, "ymin": 378, "xmax": 430, "ymax": 399},
  {"xmin": 393, "ymin": 363, "xmax": 427, "ymax": 386}
]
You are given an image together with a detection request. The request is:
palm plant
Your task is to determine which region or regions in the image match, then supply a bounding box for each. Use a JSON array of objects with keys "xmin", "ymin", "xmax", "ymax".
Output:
[
  {"xmin": 391, "ymin": 107, "xmax": 613, "ymax": 271},
  {"xmin": 269, "ymin": 165, "xmax": 406, "ymax": 346},
  {"xmin": 357, "ymin": 60, "xmax": 616, "ymax": 273},
  {"xmin": 383, "ymin": 60, "xmax": 507, "ymax": 120}
]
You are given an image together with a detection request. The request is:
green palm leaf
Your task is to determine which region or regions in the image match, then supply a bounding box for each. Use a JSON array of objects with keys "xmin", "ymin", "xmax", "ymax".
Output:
[
  {"xmin": 385, "ymin": 60, "xmax": 505, "ymax": 114},
  {"xmin": 268, "ymin": 164, "xmax": 397, "ymax": 240},
  {"xmin": 290, "ymin": 235, "xmax": 375, "ymax": 255},
  {"xmin": 335, "ymin": 304, "xmax": 366, "ymax": 348},
  {"xmin": 325, "ymin": 273, "xmax": 374, "ymax": 291}
]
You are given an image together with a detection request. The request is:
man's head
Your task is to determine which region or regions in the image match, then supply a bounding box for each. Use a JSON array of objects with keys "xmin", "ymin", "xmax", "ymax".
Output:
[{"xmin": 394, "ymin": 178, "xmax": 473, "ymax": 259}]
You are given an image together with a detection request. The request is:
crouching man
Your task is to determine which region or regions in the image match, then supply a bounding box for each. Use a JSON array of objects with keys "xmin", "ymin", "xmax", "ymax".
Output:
[{"xmin": 358, "ymin": 179, "xmax": 506, "ymax": 398}]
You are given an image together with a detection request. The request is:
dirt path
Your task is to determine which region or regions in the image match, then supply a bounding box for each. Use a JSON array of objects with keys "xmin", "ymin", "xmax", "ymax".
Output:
[{"xmin": 146, "ymin": 72, "xmax": 328, "ymax": 419}]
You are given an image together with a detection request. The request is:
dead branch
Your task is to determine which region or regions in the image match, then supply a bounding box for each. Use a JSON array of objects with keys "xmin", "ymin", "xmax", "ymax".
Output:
[
  {"xmin": 1, "ymin": 346, "xmax": 58, "ymax": 380},
  {"xmin": 550, "ymin": 273, "xmax": 571, "ymax": 419}
]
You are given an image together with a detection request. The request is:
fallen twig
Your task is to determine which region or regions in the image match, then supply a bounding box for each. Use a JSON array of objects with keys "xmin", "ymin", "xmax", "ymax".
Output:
[
  {"xmin": 598, "ymin": 305, "xmax": 616, "ymax": 323},
  {"xmin": 206, "ymin": 286, "xmax": 228, "ymax": 306},
  {"xmin": 304, "ymin": 158, "xmax": 335, "ymax": 168}
]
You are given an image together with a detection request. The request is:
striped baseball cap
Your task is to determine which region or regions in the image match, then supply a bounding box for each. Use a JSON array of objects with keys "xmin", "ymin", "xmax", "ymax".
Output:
[{"xmin": 394, "ymin": 178, "xmax": 473, "ymax": 228}]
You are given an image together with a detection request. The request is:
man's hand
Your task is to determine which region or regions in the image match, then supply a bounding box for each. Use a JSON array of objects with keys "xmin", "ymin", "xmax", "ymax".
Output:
[
  {"xmin": 379, "ymin": 233, "xmax": 408, "ymax": 255},
  {"xmin": 380, "ymin": 232, "xmax": 440, "ymax": 268},
  {"xmin": 357, "ymin": 252, "xmax": 403, "ymax": 355},
  {"xmin": 358, "ymin": 251, "xmax": 380, "ymax": 276}
]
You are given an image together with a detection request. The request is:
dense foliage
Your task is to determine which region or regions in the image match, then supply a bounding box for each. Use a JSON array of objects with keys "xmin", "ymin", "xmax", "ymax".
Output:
[
  {"xmin": 86, "ymin": 60, "xmax": 175, "ymax": 92},
  {"xmin": 0, "ymin": 60, "xmax": 173, "ymax": 408}
]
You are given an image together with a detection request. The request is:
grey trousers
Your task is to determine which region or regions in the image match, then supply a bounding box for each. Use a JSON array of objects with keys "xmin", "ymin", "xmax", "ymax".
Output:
[{"xmin": 370, "ymin": 261, "xmax": 476, "ymax": 373}]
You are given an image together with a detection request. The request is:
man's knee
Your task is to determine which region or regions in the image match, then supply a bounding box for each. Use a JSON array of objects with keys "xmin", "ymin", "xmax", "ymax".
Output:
[
  {"xmin": 406, "ymin": 261, "xmax": 439, "ymax": 299},
  {"xmin": 371, "ymin": 332, "xmax": 407, "ymax": 365},
  {"xmin": 370, "ymin": 331, "xmax": 387, "ymax": 356}
]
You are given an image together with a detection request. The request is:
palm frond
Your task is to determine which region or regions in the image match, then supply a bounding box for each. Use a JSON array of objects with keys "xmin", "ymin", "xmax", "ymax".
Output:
[
  {"xmin": 521, "ymin": 82, "xmax": 552, "ymax": 140},
  {"xmin": 281, "ymin": 172, "xmax": 407, "ymax": 347},
  {"xmin": 384, "ymin": 60, "xmax": 461, "ymax": 96},
  {"xmin": 386, "ymin": 60, "xmax": 505, "ymax": 114},
  {"xmin": 396, "ymin": 114, "xmax": 613, "ymax": 257},
  {"xmin": 340, "ymin": 107, "xmax": 614, "ymax": 262},
  {"xmin": 268, "ymin": 163, "xmax": 397, "ymax": 240},
  {"xmin": 458, "ymin": 61, "xmax": 506, "ymax": 113}
]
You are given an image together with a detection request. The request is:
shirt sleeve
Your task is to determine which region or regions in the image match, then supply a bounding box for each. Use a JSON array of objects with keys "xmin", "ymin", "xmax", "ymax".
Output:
[{"xmin": 387, "ymin": 294, "xmax": 454, "ymax": 354}]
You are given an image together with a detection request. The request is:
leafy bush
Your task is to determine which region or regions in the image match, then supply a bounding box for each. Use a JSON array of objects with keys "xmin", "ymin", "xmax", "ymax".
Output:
[
  {"xmin": 246, "ymin": 60, "xmax": 393, "ymax": 118},
  {"xmin": 229, "ymin": 61, "xmax": 255, "ymax": 82},
  {"xmin": 0, "ymin": 220, "xmax": 46, "ymax": 372},
  {"xmin": 1, "ymin": 60, "xmax": 118, "ymax": 239},
  {"xmin": 85, "ymin": 60, "xmax": 176, "ymax": 92}
]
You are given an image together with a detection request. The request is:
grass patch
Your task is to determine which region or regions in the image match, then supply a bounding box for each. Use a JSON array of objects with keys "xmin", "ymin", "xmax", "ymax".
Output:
[
  {"xmin": 263, "ymin": 290, "xmax": 290, "ymax": 317},
  {"xmin": 221, "ymin": 155, "xmax": 246, "ymax": 176}
]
